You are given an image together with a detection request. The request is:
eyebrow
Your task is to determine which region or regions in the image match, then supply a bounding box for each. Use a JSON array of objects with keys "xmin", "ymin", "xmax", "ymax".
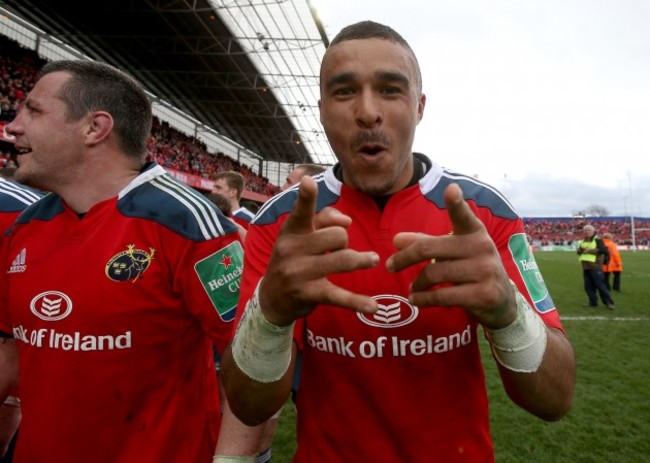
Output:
[
  {"xmin": 324, "ymin": 72, "xmax": 357, "ymax": 90},
  {"xmin": 21, "ymin": 98, "xmax": 36, "ymax": 111},
  {"xmin": 375, "ymin": 71, "xmax": 410, "ymax": 86},
  {"xmin": 324, "ymin": 70, "xmax": 411, "ymax": 90}
]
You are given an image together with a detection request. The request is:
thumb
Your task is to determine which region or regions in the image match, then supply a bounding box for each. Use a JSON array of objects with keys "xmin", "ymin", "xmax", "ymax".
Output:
[{"xmin": 444, "ymin": 183, "xmax": 484, "ymax": 235}]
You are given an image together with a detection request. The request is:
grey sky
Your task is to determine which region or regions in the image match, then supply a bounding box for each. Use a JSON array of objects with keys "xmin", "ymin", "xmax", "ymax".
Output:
[{"xmin": 314, "ymin": 0, "xmax": 650, "ymax": 217}]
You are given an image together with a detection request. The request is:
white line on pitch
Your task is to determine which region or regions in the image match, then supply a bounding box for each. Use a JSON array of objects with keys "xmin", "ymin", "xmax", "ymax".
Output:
[{"xmin": 561, "ymin": 316, "xmax": 650, "ymax": 321}]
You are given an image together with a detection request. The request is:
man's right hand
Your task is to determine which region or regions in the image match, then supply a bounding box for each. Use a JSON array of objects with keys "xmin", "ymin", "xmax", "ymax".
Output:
[{"xmin": 258, "ymin": 175, "xmax": 380, "ymax": 327}]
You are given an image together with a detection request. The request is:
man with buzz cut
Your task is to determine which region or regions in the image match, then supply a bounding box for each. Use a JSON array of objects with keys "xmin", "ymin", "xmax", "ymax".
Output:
[{"xmin": 221, "ymin": 20, "xmax": 575, "ymax": 463}]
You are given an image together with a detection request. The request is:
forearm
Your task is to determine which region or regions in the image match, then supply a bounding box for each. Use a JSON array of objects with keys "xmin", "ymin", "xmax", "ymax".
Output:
[
  {"xmin": 0, "ymin": 401, "xmax": 20, "ymax": 457},
  {"xmin": 214, "ymin": 397, "xmax": 266, "ymax": 458},
  {"xmin": 496, "ymin": 327, "xmax": 576, "ymax": 421},
  {"xmin": 222, "ymin": 278, "xmax": 297, "ymax": 424},
  {"xmin": 221, "ymin": 342, "xmax": 295, "ymax": 426},
  {"xmin": 0, "ymin": 339, "xmax": 18, "ymax": 401}
]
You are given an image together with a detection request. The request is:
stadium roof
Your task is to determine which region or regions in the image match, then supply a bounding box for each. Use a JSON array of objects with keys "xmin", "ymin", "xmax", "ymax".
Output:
[{"xmin": 0, "ymin": 0, "xmax": 336, "ymax": 166}]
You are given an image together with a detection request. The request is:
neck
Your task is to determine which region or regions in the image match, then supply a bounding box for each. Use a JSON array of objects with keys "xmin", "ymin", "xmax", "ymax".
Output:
[{"xmin": 59, "ymin": 160, "xmax": 141, "ymax": 214}]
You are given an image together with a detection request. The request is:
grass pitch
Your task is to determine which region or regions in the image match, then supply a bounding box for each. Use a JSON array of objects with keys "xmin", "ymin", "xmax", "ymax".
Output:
[{"xmin": 271, "ymin": 251, "xmax": 650, "ymax": 462}]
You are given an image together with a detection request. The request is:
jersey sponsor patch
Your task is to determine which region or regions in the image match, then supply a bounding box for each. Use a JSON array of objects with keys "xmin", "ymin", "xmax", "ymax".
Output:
[
  {"xmin": 508, "ymin": 233, "xmax": 556, "ymax": 313},
  {"xmin": 357, "ymin": 295, "xmax": 419, "ymax": 328},
  {"xmin": 194, "ymin": 241, "xmax": 244, "ymax": 322},
  {"xmin": 30, "ymin": 290, "xmax": 73, "ymax": 321}
]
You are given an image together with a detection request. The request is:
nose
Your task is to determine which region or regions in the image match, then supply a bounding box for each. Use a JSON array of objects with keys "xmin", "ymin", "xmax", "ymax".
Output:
[
  {"xmin": 355, "ymin": 90, "xmax": 382, "ymax": 128},
  {"xmin": 4, "ymin": 114, "xmax": 21, "ymax": 137}
]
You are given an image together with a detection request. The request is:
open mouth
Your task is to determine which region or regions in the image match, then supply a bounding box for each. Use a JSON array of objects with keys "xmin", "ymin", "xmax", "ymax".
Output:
[
  {"xmin": 14, "ymin": 146, "xmax": 32, "ymax": 155},
  {"xmin": 358, "ymin": 144, "xmax": 386, "ymax": 156}
]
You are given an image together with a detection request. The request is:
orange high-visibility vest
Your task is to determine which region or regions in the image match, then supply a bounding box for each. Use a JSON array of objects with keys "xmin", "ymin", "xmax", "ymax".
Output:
[{"xmin": 603, "ymin": 238, "xmax": 623, "ymax": 272}]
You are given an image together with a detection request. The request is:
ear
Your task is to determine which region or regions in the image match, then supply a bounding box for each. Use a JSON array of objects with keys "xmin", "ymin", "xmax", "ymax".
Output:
[
  {"xmin": 318, "ymin": 99, "xmax": 323, "ymax": 124},
  {"xmin": 84, "ymin": 111, "xmax": 114, "ymax": 146},
  {"xmin": 416, "ymin": 93, "xmax": 426, "ymax": 124}
]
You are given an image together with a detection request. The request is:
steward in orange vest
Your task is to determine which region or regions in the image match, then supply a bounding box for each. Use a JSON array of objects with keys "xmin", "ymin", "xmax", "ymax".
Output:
[{"xmin": 602, "ymin": 233, "xmax": 623, "ymax": 292}]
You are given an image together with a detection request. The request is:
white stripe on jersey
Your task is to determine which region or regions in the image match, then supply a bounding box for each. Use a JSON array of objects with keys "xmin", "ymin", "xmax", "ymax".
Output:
[
  {"xmin": 151, "ymin": 175, "xmax": 227, "ymax": 239},
  {"xmin": 0, "ymin": 178, "xmax": 42, "ymax": 205},
  {"xmin": 441, "ymin": 170, "xmax": 518, "ymax": 216},
  {"xmin": 253, "ymin": 171, "xmax": 330, "ymax": 223}
]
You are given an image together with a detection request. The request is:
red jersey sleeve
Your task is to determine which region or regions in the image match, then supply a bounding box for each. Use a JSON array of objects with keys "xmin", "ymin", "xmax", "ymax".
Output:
[
  {"xmin": 181, "ymin": 231, "xmax": 245, "ymax": 354},
  {"xmin": 476, "ymin": 206, "xmax": 565, "ymax": 333}
]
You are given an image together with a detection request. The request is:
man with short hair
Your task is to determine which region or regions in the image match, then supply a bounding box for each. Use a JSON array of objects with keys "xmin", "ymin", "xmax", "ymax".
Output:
[
  {"xmin": 213, "ymin": 171, "xmax": 255, "ymax": 229},
  {"xmin": 577, "ymin": 224, "xmax": 615, "ymax": 309},
  {"xmin": 281, "ymin": 164, "xmax": 327, "ymax": 191},
  {"xmin": 221, "ymin": 20, "xmax": 576, "ymax": 462},
  {"xmin": 0, "ymin": 59, "xmax": 262, "ymax": 462}
]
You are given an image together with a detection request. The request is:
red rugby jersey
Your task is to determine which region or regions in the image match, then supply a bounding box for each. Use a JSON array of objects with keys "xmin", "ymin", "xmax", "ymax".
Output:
[
  {"xmin": 1, "ymin": 164, "xmax": 243, "ymax": 462},
  {"xmin": 237, "ymin": 154, "xmax": 564, "ymax": 463}
]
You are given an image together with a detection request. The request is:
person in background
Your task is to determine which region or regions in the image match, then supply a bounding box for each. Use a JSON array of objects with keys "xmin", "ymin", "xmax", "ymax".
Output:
[
  {"xmin": 213, "ymin": 171, "xmax": 255, "ymax": 229},
  {"xmin": 0, "ymin": 59, "xmax": 262, "ymax": 462},
  {"xmin": 0, "ymin": 171, "xmax": 43, "ymax": 463},
  {"xmin": 206, "ymin": 191, "xmax": 247, "ymax": 242},
  {"xmin": 240, "ymin": 199, "xmax": 261, "ymax": 216},
  {"xmin": 220, "ymin": 20, "xmax": 576, "ymax": 463},
  {"xmin": 577, "ymin": 224, "xmax": 615, "ymax": 310},
  {"xmin": 602, "ymin": 232, "xmax": 623, "ymax": 292},
  {"xmin": 281, "ymin": 163, "xmax": 327, "ymax": 191}
]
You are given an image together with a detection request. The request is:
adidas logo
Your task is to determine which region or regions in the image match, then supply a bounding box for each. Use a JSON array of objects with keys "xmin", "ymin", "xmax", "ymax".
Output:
[{"xmin": 8, "ymin": 248, "xmax": 27, "ymax": 274}]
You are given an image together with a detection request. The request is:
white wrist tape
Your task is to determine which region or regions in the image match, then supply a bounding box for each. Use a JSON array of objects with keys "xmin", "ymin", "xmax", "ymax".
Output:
[
  {"xmin": 231, "ymin": 279, "xmax": 294, "ymax": 383},
  {"xmin": 213, "ymin": 455, "xmax": 256, "ymax": 463},
  {"xmin": 486, "ymin": 283, "xmax": 547, "ymax": 373},
  {"xmin": 2, "ymin": 396, "xmax": 20, "ymax": 407}
]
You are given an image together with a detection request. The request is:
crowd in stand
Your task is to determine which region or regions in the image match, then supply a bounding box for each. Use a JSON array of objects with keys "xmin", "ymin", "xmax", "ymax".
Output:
[
  {"xmin": 145, "ymin": 118, "xmax": 279, "ymax": 197},
  {"xmin": 524, "ymin": 218, "xmax": 650, "ymax": 247},
  {"xmin": 0, "ymin": 35, "xmax": 280, "ymax": 198},
  {"xmin": 2, "ymin": 35, "xmax": 649, "ymax": 244},
  {"xmin": 0, "ymin": 37, "xmax": 47, "ymax": 169}
]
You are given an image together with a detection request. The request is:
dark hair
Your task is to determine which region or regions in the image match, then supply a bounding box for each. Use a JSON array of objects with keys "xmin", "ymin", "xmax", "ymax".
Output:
[
  {"xmin": 205, "ymin": 192, "xmax": 232, "ymax": 216},
  {"xmin": 40, "ymin": 60, "xmax": 152, "ymax": 161},
  {"xmin": 328, "ymin": 21, "xmax": 422, "ymax": 92}
]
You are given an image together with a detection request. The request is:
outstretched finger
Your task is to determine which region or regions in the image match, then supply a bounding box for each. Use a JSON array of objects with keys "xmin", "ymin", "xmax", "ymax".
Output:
[
  {"xmin": 281, "ymin": 175, "xmax": 318, "ymax": 235},
  {"xmin": 444, "ymin": 183, "xmax": 485, "ymax": 236},
  {"xmin": 318, "ymin": 281, "xmax": 378, "ymax": 314}
]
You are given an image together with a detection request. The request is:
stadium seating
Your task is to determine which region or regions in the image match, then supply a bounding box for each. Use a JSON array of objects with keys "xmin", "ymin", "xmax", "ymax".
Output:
[{"xmin": 0, "ymin": 35, "xmax": 280, "ymax": 200}]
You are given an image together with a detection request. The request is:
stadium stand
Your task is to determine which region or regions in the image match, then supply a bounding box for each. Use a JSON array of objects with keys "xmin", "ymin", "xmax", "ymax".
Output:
[
  {"xmin": 1, "ymin": 34, "xmax": 648, "ymax": 242},
  {"xmin": 523, "ymin": 217, "xmax": 650, "ymax": 250},
  {"xmin": 0, "ymin": 34, "xmax": 280, "ymax": 202}
]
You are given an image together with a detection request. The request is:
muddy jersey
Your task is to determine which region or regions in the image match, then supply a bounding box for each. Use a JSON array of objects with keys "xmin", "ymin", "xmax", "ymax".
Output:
[
  {"xmin": 238, "ymin": 154, "xmax": 563, "ymax": 463},
  {"xmin": 0, "ymin": 164, "xmax": 244, "ymax": 463}
]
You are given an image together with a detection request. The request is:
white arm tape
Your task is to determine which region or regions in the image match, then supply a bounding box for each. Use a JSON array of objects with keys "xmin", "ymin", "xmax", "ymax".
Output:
[
  {"xmin": 213, "ymin": 455, "xmax": 256, "ymax": 463},
  {"xmin": 230, "ymin": 278, "xmax": 294, "ymax": 383},
  {"xmin": 2, "ymin": 396, "xmax": 20, "ymax": 407},
  {"xmin": 486, "ymin": 283, "xmax": 548, "ymax": 373}
]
